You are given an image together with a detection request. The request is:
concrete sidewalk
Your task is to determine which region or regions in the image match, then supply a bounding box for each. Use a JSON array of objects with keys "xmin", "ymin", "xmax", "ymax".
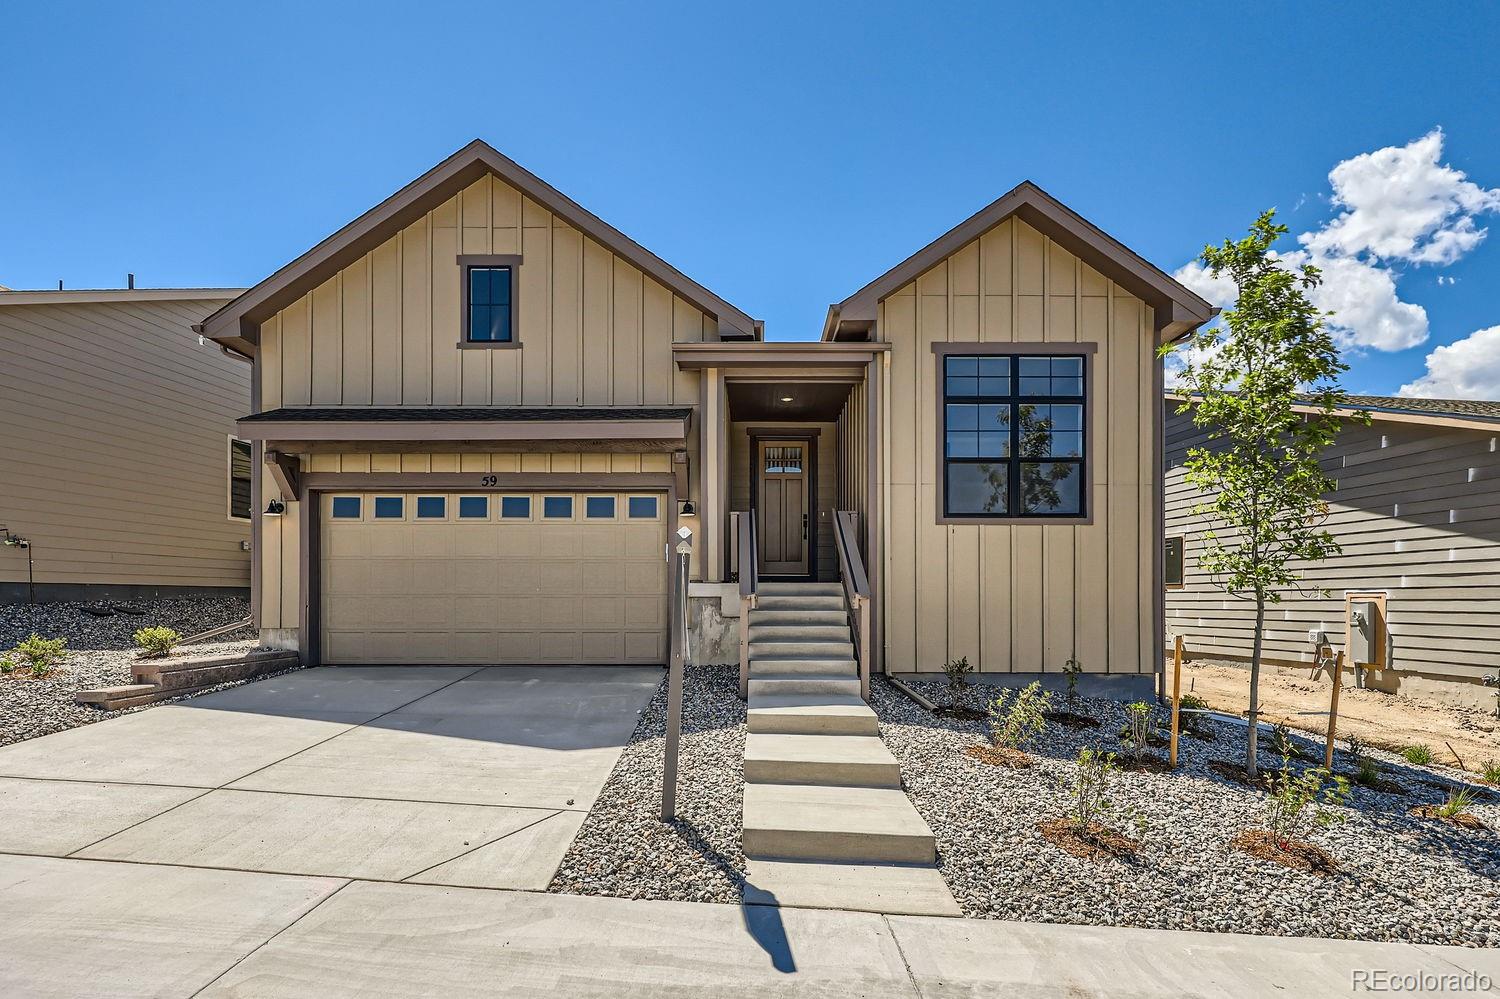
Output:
[{"xmin": 2, "ymin": 853, "xmax": 1495, "ymax": 998}]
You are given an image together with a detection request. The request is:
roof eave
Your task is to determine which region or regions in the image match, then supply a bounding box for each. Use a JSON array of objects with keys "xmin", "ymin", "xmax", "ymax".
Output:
[{"xmin": 201, "ymin": 139, "xmax": 759, "ymax": 344}]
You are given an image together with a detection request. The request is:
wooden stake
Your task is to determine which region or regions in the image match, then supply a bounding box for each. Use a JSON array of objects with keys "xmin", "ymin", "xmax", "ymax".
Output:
[
  {"xmin": 1323, "ymin": 651, "xmax": 1344, "ymax": 771},
  {"xmin": 1170, "ymin": 635, "xmax": 1183, "ymax": 769}
]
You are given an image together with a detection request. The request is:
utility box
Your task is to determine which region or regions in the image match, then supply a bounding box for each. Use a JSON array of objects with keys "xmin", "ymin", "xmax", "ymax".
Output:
[{"xmin": 1348, "ymin": 599, "xmax": 1380, "ymax": 666}]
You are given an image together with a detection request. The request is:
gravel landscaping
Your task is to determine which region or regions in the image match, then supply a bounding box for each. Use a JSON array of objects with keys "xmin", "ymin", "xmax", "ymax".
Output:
[
  {"xmin": 0, "ymin": 597, "xmax": 287, "ymax": 747},
  {"xmin": 877, "ymin": 677, "xmax": 1500, "ymax": 947},
  {"xmin": 549, "ymin": 664, "xmax": 747, "ymax": 904}
]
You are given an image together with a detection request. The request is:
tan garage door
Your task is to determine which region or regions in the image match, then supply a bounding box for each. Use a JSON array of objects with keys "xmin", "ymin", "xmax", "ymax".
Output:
[{"xmin": 319, "ymin": 491, "xmax": 668, "ymax": 665}]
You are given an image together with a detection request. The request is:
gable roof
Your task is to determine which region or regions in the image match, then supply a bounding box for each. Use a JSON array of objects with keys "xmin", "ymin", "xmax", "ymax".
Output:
[
  {"xmin": 1168, "ymin": 392, "xmax": 1500, "ymax": 433},
  {"xmin": 823, "ymin": 180, "xmax": 1215, "ymax": 343},
  {"xmin": 0, "ymin": 288, "xmax": 241, "ymax": 307},
  {"xmin": 198, "ymin": 140, "xmax": 759, "ymax": 353}
]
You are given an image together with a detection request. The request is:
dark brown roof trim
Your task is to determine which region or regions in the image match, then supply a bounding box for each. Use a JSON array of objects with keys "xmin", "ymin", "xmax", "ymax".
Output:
[
  {"xmin": 240, "ymin": 406, "xmax": 691, "ymax": 423},
  {"xmin": 199, "ymin": 140, "xmax": 758, "ymax": 349},
  {"xmin": 824, "ymin": 180, "xmax": 1215, "ymax": 342}
]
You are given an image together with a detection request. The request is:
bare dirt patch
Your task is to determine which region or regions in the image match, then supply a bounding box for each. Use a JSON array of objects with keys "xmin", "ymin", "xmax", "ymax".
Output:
[
  {"xmin": 1044, "ymin": 709, "xmax": 1100, "ymax": 729},
  {"xmin": 962, "ymin": 744, "xmax": 1033, "ymax": 769},
  {"xmin": 1207, "ymin": 759, "xmax": 1278, "ymax": 792},
  {"xmin": 1037, "ymin": 818, "xmax": 1141, "ymax": 862},
  {"xmin": 1177, "ymin": 659, "xmax": 1500, "ymax": 777},
  {"xmin": 935, "ymin": 705, "xmax": 987, "ymax": 721},
  {"xmin": 1232, "ymin": 829, "xmax": 1339, "ymax": 875},
  {"xmin": 1115, "ymin": 753, "xmax": 1174, "ymax": 774}
]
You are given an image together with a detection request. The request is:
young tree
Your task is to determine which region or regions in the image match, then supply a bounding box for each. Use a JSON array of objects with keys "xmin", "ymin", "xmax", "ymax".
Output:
[{"xmin": 1167, "ymin": 211, "xmax": 1361, "ymax": 777}]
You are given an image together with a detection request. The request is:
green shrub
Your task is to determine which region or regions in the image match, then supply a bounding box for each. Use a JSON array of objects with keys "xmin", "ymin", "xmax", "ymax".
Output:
[
  {"xmin": 1072, "ymin": 746, "xmax": 1118, "ymax": 829},
  {"xmin": 988, "ymin": 681, "xmax": 1052, "ymax": 752},
  {"xmin": 1119, "ymin": 701, "xmax": 1159, "ymax": 760},
  {"xmin": 1061, "ymin": 658, "xmax": 1083, "ymax": 705},
  {"xmin": 1271, "ymin": 722, "xmax": 1307, "ymax": 764},
  {"xmin": 133, "ymin": 626, "xmax": 181, "ymax": 658},
  {"xmin": 1436, "ymin": 787, "xmax": 1479, "ymax": 819},
  {"xmin": 2, "ymin": 634, "xmax": 68, "ymax": 678},
  {"xmin": 943, "ymin": 656, "xmax": 973, "ymax": 704},
  {"xmin": 1262, "ymin": 766, "xmax": 1350, "ymax": 849},
  {"xmin": 1480, "ymin": 760, "xmax": 1500, "ymax": 786},
  {"xmin": 1402, "ymin": 744, "xmax": 1435, "ymax": 766},
  {"xmin": 1345, "ymin": 736, "xmax": 1382, "ymax": 787},
  {"xmin": 1178, "ymin": 692, "xmax": 1210, "ymax": 712}
]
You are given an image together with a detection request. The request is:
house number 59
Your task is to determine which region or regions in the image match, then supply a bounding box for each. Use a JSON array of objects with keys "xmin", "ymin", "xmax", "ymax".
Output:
[{"xmin": 480, "ymin": 475, "xmax": 497, "ymax": 486}]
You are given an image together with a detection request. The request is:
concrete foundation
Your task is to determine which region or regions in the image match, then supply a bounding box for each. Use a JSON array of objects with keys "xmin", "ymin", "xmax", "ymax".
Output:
[
  {"xmin": 259, "ymin": 627, "xmax": 300, "ymax": 653},
  {"xmin": 687, "ymin": 595, "xmax": 740, "ymax": 666}
]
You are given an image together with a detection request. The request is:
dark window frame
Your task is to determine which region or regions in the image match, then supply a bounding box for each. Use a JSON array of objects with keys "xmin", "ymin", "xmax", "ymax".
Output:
[
  {"xmin": 1165, "ymin": 535, "xmax": 1185, "ymax": 588},
  {"xmin": 933, "ymin": 342, "xmax": 1096, "ymax": 526},
  {"xmin": 227, "ymin": 436, "xmax": 253, "ymax": 522},
  {"xmin": 457, "ymin": 254, "xmax": 523, "ymax": 349}
]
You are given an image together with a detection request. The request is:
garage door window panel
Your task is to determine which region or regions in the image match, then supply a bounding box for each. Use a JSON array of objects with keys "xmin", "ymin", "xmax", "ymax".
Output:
[
  {"xmin": 458, "ymin": 496, "xmax": 489, "ymax": 519},
  {"xmin": 416, "ymin": 496, "xmax": 447, "ymax": 519},
  {"xmin": 543, "ymin": 496, "xmax": 574, "ymax": 519},
  {"xmin": 374, "ymin": 496, "xmax": 405, "ymax": 519},
  {"xmin": 500, "ymin": 496, "xmax": 532, "ymax": 519}
]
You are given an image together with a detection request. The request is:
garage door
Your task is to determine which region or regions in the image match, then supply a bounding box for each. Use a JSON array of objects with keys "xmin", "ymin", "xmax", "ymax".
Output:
[{"xmin": 319, "ymin": 491, "xmax": 668, "ymax": 665}]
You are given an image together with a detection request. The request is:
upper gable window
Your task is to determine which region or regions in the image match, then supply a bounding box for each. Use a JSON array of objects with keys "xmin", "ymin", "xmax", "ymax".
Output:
[{"xmin": 459, "ymin": 254, "xmax": 522, "ymax": 347}]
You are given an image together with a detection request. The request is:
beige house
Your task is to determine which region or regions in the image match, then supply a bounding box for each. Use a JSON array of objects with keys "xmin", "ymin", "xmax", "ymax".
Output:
[
  {"xmin": 1166, "ymin": 395, "xmax": 1500, "ymax": 710},
  {"xmin": 206, "ymin": 140, "xmax": 1213, "ymax": 689},
  {"xmin": 0, "ymin": 288, "xmax": 250, "ymax": 602}
]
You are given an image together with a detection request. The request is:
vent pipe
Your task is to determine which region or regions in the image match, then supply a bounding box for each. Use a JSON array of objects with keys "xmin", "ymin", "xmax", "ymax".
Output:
[{"xmin": 127, "ymin": 273, "xmax": 135, "ymax": 289}]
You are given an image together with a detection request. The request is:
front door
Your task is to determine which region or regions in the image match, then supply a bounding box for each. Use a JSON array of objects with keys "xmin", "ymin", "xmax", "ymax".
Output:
[{"xmin": 757, "ymin": 440, "xmax": 809, "ymax": 576}]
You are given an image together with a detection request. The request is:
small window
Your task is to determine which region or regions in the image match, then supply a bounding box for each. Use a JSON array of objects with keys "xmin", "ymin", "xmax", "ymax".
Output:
[
  {"xmin": 458, "ymin": 496, "xmax": 489, "ymax": 519},
  {"xmin": 764, "ymin": 446, "xmax": 803, "ymax": 474},
  {"xmin": 374, "ymin": 496, "xmax": 404, "ymax": 519},
  {"xmin": 500, "ymin": 496, "xmax": 531, "ymax": 519},
  {"xmin": 543, "ymin": 495, "xmax": 573, "ymax": 519},
  {"xmin": 416, "ymin": 496, "xmax": 446, "ymax": 519},
  {"xmin": 228, "ymin": 437, "xmax": 252, "ymax": 521},
  {"xmin": 585, "ymin": 496, "xmax": 616, "ymax": 519},
  {"xmin": 1165, "ymin": 536, "xmax": 1185, "ymax": 588},
  {"xmin": 627, "ymin": 496, "xmax": 659, "ymax": 519},
  {"xmin": 462, "ymin": 258, "xmax": 519, "ymax": 344},
  {"xmin": 331, "ymin": 496, "xmax": 361, "ymax": 519}
]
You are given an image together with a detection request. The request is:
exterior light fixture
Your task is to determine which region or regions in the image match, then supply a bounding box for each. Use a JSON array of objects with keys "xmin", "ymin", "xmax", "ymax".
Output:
[
  {"xmin": 780, "ymin": 395, "xmax": 794, "ymax": 403},
  {"xmin": 264, "ymin": 499, "xmax": 286, "ymax": 517},
  {"xmin": 678, "ymin": 500, "xmax": 696, "ymax": 516}
]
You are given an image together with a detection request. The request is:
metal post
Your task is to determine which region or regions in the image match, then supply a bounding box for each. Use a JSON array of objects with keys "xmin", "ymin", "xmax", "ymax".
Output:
[
  {"xmin": 1323, "ymin": 651, "xmax": 1344, "ymax": 771},
  {"xmin": 662, "ymin": 526, "xmax": 692, "ymax": 821},
  {"xmin": 1169, "ymin": 635, "xmax": 1183, "ymax": 769}
]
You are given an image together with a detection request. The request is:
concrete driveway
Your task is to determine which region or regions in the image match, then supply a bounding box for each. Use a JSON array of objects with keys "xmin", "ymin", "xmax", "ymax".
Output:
[{"xmin": 0, "ymin": 666, "xmax": 659, "ymax": 886}]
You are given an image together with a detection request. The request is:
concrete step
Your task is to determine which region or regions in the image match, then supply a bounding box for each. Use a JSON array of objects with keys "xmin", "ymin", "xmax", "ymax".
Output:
[
  {"xmin": 757, "ymin": 582, "xmax": 844, "ymax": 597},
  {"xmin": 744, "ymin": 733, "xmax": 901, "ymax": 788},
  {"xmin": 747, "ymin": 624, "xmax": 852, "ymax": 643},
  {"xmin": 135, "ymin": 651, "xmax": 298, "ymax": 690},
  {"xmin": 748, "ymin": 609, "xmax": 849, "ymax": 627},
  {"xmin": 748, "ymin": 657, "xmax": 857, "ymax": 677},
  {"xmin": 742, "ymin": 783, "xmax": 937, "ymax": 863},
  {"xmin": 753, "ymin": 595, "xmax": 846, "ymax": 612},
  {"xmin": 748, "ymin": 674, "xmax": 862, "ymax": 698},
  {"xmin": 748, "ymin": 693, "xmax": 879, "ymax": 736},
  {"xmin": 742, "ymin": 858, "xmax": 960, "ymax": 917},
  {"xmin": 749, "ymin": 640, "xmax": 855, "ymax": 659},
  {"xmin": 74, "ymin": 684, "xmax": 158, "ymax": 707}
]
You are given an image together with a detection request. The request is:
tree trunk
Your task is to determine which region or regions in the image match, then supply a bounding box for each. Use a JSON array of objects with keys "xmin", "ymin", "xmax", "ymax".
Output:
[{"xmin": 1247, "ymin": 592, "xmax": 1266, "ymax": 778}]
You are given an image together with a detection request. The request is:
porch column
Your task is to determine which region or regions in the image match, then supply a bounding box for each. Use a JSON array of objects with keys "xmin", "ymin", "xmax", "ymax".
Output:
[{"xmin": 700, "ymin": 366, "xmax": 728, "ymax": 581}]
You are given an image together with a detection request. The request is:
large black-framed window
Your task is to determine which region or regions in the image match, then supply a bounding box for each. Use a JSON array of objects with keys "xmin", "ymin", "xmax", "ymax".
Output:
[
  {"xmin": 941, "ymin": 353, "xmax": 1086, "ymax": 519},
  {"xmin": 228, "ymin": 436, "xmax": 252, "ymax": 521}
]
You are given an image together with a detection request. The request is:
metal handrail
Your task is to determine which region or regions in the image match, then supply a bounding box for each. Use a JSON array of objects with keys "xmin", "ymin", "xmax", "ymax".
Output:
[
  {"xmin": 833, "ymin": 510, "xmax": 872, "ymax": 701},
  {"xmin": 662, "ymin": 527, "xmax": 692, "ymax": 820},
  {"xmin": 737, "ymin": 512, "xmax": 758, "ymax": 698}
]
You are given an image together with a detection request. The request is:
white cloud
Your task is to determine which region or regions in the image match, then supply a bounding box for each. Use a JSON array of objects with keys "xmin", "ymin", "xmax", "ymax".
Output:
[
  {"xmin": 1301, "ymin": 129, "xmax": 1500, "ymax": 265},
  {"xmin": 1177, "ymin": 129, "xmax": 1496, "ymax": 356},
  {"xmin": 1398, "ymin": 325, "xmax": 1500, "ymax": 399},
  {"xmin": 1281, "ymin": 250, "xmax": 1430, "ymax": 352}
]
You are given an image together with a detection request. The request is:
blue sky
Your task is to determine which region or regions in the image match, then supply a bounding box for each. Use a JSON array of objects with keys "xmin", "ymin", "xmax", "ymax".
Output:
[{"xmin": 3, "ymin": 1, "xmax": 1498, "ymax": 397}]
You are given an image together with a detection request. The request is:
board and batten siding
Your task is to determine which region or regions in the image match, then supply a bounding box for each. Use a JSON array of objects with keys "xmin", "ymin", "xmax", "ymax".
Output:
[
  {"xmin": 1165, "ymin": 409, "xmax": 1500, "ymax": 690},
  {"xmin": 251, "ymin": 170, "xmax": 716, "ymax": 635},
  {"xmin": 0, "ymin": 297, "xmax": 249, "ymax": 594},
  {"xmin": 879, "ymin": 217, "xmax": 1157, "ymax": 675},
  {"xmin": 256, "ymin": 173, "xmax": 711, "ymax": 411}
]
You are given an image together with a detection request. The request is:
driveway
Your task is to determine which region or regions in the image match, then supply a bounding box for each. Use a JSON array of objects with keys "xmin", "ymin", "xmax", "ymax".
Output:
[{"xmin": 0, "ymin": 665, "xmax": 659, "ymax": 886}]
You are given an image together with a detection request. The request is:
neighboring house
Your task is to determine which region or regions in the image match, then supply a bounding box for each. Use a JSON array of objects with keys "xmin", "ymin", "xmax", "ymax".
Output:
[
  {"xmin": 204, "ymin": 139, "xmax": 1214, "ymax": 689},
  {"xmin": 0, "ymin": 287, "xmax": 251, "ymax": 603},
  {"xmin": 1165, "ymin": 395, "xmax": 1500, "ymax": 710}
]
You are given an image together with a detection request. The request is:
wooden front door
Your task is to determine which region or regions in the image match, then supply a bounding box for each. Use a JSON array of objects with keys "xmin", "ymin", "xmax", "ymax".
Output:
[{"xmin": 757, "ymin": 440, "xmax": 809, "ymax": 576}]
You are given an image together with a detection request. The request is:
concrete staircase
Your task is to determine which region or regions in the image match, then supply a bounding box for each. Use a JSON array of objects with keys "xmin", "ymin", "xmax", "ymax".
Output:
[{"xmin": 740, "ymin": 581, "xmax": 958, "ymax": 916}]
